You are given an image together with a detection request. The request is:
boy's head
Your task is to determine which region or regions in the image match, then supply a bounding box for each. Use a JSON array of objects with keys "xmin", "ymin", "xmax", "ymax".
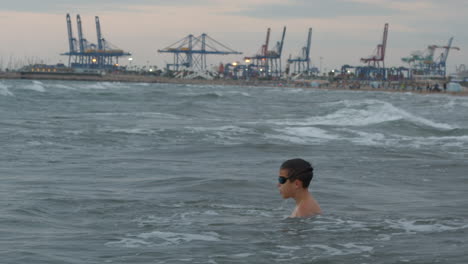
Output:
[{"xmin": 279, "ymin": 158, "xmax": 314, "ymax": 188}]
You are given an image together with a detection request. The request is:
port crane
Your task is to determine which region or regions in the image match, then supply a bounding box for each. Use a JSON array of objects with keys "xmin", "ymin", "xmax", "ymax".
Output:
[
  {"xmin": 287, "ymin": 28, "xmax": 317, "ymax": 76},
  {"xmin": 361, "ymin": 23, "xmax": 389, "ymax": 68},
  {"xmin": 62, "ymin": 13, "xmax": 130, "ymax": 70},
  {"xmin": 402, "ymin": 37, "xmax": 460, "ymax": 77},
  {"xmin": 158, "ymin": 33, "xmax": 242, "ymax": 72},
  {"xmin": 244, "ymin": 26, "xmax": 286, "ymax": 78}
]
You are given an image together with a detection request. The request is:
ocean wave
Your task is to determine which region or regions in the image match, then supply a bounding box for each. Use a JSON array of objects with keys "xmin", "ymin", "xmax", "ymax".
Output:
[
  {"xmin": 188, "ymin": 125, "xmax": 254, "ymax": 145},
  {"xmin": 105, "ymin": 238, "xmax": 151, "ymax": 248},
  {"xmin": 138, "ymin": 230, "xmax": 220, "ymax": 243},
  {"xmin": 102, "ymin": 128, "xmax": 157, "ymax": 135},
  {"xmin": 176, "ymin": 89, "xmax": 251, "ymax": 99},
  {"xmin": 385, "ymin": 219, "xmax": 468, "ymax": 234},
  {"xmin": 106, "ymin": 230, "xmax": 221, "ymax": 248},
  {"xmin": 50, "ymin": 83, "xmax": 76, "ymax": 90},
  {"xmin": 22, "ymin": 80, "xmax": 46, "ymax": 92},
  {"xmin": 272, "ymin": 99, "xmax": 454, "ymax": 130},
  {"xmin": 341, "ymin": 129, "xmax": 468, "ymax": 149},
  {"xmin": 88, "ymin": 111, "xmax": 180, "ymax": 119},
  {"xmin": 189, "ymin": 125, "xmax": 251, "ymax": 134},
  {"xmin": 305, "ymin": 243, "xmax": 373, "ymax": 256},
  {"xmin": 0, "ymin": 82, "xmax": 14, "ymax": 96},
  {"xmin": 265, "ymin": 127, "xmax": 339, "ymax": 144},
  {"xmin": 81, "ymin": 82, "xmax": 123, "ymax": 90}
]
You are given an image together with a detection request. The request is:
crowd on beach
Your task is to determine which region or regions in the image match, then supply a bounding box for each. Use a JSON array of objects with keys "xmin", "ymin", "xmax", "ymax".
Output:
[{"xmin": 289, "ymin": 79, "xmax": 466, "ymax": 94}]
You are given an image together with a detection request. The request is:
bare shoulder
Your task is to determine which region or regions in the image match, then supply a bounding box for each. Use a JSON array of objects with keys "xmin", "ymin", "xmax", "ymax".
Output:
[{"xmin": 293, "ymin": 196, "xmax": 322, "ymax": 218}]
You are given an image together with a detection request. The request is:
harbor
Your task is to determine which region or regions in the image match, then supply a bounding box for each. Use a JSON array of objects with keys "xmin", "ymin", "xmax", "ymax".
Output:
[
  {"xmin": 1, "ymin": 70, "xmax": 467, "ymax": 96},
  {"xmin": 2, "ymin": 4, "xmax": 468, "ymax": 264},
  {"xmin": 1, "ymin": 13, "xmax": 467, "ymax": 95}
]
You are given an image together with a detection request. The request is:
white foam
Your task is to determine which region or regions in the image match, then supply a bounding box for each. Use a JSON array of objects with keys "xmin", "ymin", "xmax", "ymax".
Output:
[
  {"xmin": 272, "ymin": 99, "xmax": 455, "ymax": 130},
  {"xmin": 224, "ymin": 91, "xmax": 251, "ymax": 97},
  {"xmin": 266, "ymin": 126, "xmax": 339, "ymax": 144},
  {"xmin": 0, "ymin": 82, "xmax": 14, "ymax": 96},
  {"xmin": 189, "ymin": 125, "xmax": 253, "ymax": 145},
  {"xmin": 386, "ymin": 219, "xmax": 468, "ymax": 234},
  {"xmin": 138, "ymin": 231, "xmax": 220, "ymax": 243},
  {"xmin": 264, "ymin": 133, "xmax": 309, "ymax": 144},
  {"xmin": 51, "ymin": 83, "xmax": 76, "ymax": 90},
  {"xmin": 203, "ymin": 210, "xmax": 220, "ymax": 216},
  {"xmin": 134, "ymin": 215, "xmax": 174, "ymax": 227},
  {"xmin": 306, "ymin": 243, "xmax": 373, "ymax": 256},
  {"xmin": 190, "ymin": 125, "xmax": 251, "ymax": 134},
  {"xmin": 82, "ymin": 82, "xmax": 121, "ymax": 90},
  {"xmin": 105, "ymin": 238, "xmax": 151, "ymax": 248},
  {"xmin": 306, "ymin": 244, "xmax": 344, "ymax": 255},
  {"xmin": 23, "ymin": 80, "xmax": 45, "ymax": 92},
  {"xmin": 268, "ymin": 87, "xmax": 306, "ymax": 93},
  {"xmin": 311, "ymin": 217, "xmax": 369, "ymax": 232},
  {"xmin": 277, "ymin": 245, "xmax": 301, "ymax": 250},
  {"xmin": 341, "ymin": 243, "xmax": 373, "ymax": 253},
  {"xmin": 341, "ymin": 128, "xmax": 468, "ymax": 149},
  {"xmin": 231, "ymin": 253, "xmax": 254, "ymax": 258},
  {"xmin": 105, "ymin": 128, "xmax": 155, "ymax": 135},
  {"xmin": 210, "ymin": 203, "xmax": 252, "ymax": 209},
  {"xmin": 347, "ymin": 130, "xmax": 388, "ymax": 146},
  {"xmin": 375, "ymin": 234, "xmax": 392, "ymax": 241},
  {"xmin": 245, "ymin": 209, "xmax": 272, "ymax": 217},
  {"xmin": 91, "ymin": 112, "xmax": 179, "ymax": 119}
]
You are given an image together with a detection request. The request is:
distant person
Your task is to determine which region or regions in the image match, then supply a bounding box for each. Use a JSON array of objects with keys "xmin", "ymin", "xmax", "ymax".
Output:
[{"xmin": 277, "ymin": 158, "xmax": 322, "ymax": 218}]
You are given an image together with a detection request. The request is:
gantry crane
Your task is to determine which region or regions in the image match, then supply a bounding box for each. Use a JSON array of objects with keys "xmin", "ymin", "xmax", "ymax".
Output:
[
  {"xmin": 402, "ymin": 37, "xmax": 460, "ymax": 77},
  {"xmin": 158, "ymin": 33, "xmax": 242, "ymax": 72},
  {"xmin": 62, "ymin": 14, "xmax": 130, "ymax": 70},
  {"xmin": 361, "ymin": 23, "xmax": 389, "ymax": 68},
  {"xmin": 244, "ymin": 26, "xmax": 286, "ymax": 78},
  {"xmin": 287, "ymin": 28, "xmax": 315, "ymax": 75}
]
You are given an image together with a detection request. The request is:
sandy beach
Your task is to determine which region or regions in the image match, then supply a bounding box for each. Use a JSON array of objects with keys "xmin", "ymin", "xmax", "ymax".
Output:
[{"xmin": 1, "ymin": 71, "xmax": 467, "ymax": 96}]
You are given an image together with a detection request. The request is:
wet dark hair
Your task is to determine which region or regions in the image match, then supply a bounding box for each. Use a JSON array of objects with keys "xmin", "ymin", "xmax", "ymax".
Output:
[{"xmin": 280, "ymin": 158, "xmax": 314, "ymax": 188}]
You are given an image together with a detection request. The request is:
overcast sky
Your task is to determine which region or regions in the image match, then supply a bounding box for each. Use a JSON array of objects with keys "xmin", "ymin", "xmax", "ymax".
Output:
[{"xmin": 1, "ymin": 0, "xmax": 467, "ymax": 73}]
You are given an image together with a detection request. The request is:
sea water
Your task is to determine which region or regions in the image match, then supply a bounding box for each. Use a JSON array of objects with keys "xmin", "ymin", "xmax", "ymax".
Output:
[{"xmin": 1, "ymin": 79, "xmax": 467, "ymax": 263}]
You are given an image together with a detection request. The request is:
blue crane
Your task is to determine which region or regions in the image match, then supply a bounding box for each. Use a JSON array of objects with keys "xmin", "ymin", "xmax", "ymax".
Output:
[
  {"xmin": 62, "ymin": 13, "xmax": 131, "ymax": 70},
  {"xmin": 158, "ymin": 33, "xmax": 242, "ymax": 72},
  {"xmin": 244, "ymin": 26, "xmax": 286, "ymax": 78},
  {"xmin": 287, "ymin": 28, "xmax": 317, "ymax": 76}
]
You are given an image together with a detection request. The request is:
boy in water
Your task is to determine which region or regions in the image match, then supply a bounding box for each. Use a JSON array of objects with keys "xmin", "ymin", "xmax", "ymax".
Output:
[{"xmin": 277, "ymin": 158, "xmax": 322, "ymax": 217}]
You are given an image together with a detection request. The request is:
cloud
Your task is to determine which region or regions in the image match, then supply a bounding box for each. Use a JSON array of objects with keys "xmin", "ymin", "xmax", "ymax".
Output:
[
  {"xmin": 1, "ymin": 0, "xmax": 213, "ymax": 13},
  {"xmin": 226, "ymin": 0, "xmax": 399, "ymax": 19}
]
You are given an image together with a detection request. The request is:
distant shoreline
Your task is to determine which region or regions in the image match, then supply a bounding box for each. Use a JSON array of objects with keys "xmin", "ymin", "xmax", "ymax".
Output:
[{"xmin": 1, "ymin": 71, "xmax": 467, "ymax": 96}]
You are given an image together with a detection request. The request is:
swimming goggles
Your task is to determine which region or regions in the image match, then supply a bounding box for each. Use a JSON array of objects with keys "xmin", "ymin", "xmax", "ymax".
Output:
[
  {"xmin": 278, "ymin": 167, "xmax": 312, "ymax": 184},
  {"xmin": 278, "ymin": 176, "xmax": 291, "ymax": 184}
]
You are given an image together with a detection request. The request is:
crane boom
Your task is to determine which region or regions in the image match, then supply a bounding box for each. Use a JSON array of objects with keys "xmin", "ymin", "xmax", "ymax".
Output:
[
  {"xmin": 95, "ymin": 16, "xmax": 103, "ymax": 51},
  {"xmin": 278, "ymin": 26, "xmax": 286, "ymax": 56},
  {"xmin": 360, "ymin": 23, "xmax": 389, "ymax": 68},
  {"xmin": 441, "ymin": 37, "xmax": 458, "ymax": 63},
  {"xmin": 76, "ymin": 15, "xmax": 85, "ymax": 52},
  {"xmin": 380, "ymin": 23, "xmax": 389, "ymax": 61},
  {"xmin": 305, "ymin": 28, "xmax": 312, "ymax": 60},
  {"xmin": 66, "ymin": 14, "xmax": 75, "ymax": 53},
  {"xmin": 262, "ymin": 28, "xmax": 271, "ymax": 56},
  {"xmin": 306, "ymin": 28, "xmax": 312, "ymax": 70}
]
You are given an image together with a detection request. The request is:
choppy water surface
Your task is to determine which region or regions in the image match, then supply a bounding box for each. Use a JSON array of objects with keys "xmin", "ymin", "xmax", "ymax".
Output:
[{"xmin": 1, "ymin": 80, "xmax": 467, "ymax": 263}]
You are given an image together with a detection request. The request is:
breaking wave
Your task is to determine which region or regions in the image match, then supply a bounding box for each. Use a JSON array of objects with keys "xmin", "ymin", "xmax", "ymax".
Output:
[
  {"xmin": 23, "ymin": 80, "xmax": 46, "ymax": 92},
  {"xmin": 274, "ymin": 99, "xmax": 454, "ymax": 130},
  {"xmin": 0, "ymin": 82, "xmax": 14, "ymax": 96}
]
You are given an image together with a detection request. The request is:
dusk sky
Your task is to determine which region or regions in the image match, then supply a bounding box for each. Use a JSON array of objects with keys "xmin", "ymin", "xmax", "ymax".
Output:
[{"xmin": 1, "ymin": 0, "xmax": 467, "ymax": 73}]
